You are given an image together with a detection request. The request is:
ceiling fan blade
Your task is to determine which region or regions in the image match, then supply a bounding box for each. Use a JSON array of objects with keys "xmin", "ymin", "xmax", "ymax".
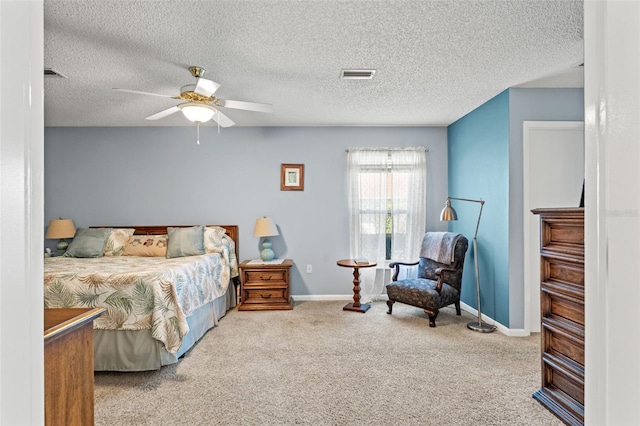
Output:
[
  {"xmin": 210, "ymin": 109, "xmax": 235, "ymax": 128},
  {"xmin": 145, "ymin": 106, "xmax": 180, "ymax": 120},
  {"xmin": 113, "ymin": 88, "xmax": 176, "ymax": 98},
  {"xmin": 221, "ymin": 99, "xmax": 273, "ymax": 113},
  {"xmin": 194, "ymin": 78, "xmax": 221, "ymax": 97}
]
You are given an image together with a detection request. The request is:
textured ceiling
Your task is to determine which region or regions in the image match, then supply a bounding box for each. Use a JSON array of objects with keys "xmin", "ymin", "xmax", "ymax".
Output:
[{"xmin": 43, "ymin": 0, "xmax": 583, "ymax": 127}]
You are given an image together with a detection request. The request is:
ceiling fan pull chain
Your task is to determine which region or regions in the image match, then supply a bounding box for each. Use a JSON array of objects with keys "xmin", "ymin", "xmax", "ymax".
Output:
[
  {"xmin": 217, "ymin": 110, "xmax": 220, "ymax": 134},
  {"xmin": 196, "ymin": 122, "xmax": 200, "ymax": 145}
]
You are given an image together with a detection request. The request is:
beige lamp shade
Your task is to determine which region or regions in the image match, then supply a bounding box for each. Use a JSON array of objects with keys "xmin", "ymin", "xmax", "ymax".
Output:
[
  {"xmin": 45, "ymin": 219, "xmax": 76, "ymax": 239},
  {"xmin": 253, "ymin": 217, "xmax": 279, "ymax": 237}
]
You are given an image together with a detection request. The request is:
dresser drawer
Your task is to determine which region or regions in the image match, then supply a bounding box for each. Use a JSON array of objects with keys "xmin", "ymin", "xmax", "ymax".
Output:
[
  {"xmin": 542, "ymin": 284, "xmax": 584, "ymax": 326},
  {"xmin": 542, "ymin": 352, "xmax": 585, "ymax": 405},
  {"xmin": 244, "ymin": 288, "xmax": 288, "ymax": 304},
  {"xmin": 542, "ymin": 256, "xmax": 584, "ymax": 290},
  {"xmin": 542, "ymin": 319, "xmax": 585, "ymax": 365},
  {"xmin": 244, "ymin": 270, "xmax": 287, "ymax": 284},
  {"xmin": 540, "ymin": 217, "xmax": 584, "ymax": 257}
]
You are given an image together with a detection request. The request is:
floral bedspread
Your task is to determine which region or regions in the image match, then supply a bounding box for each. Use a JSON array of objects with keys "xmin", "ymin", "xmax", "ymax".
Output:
[{"xmin": 44, "ymin": 252, "xmax": 233, "ymax": 354}]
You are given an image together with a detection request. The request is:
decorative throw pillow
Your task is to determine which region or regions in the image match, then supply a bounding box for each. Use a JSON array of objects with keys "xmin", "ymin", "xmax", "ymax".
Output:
[
  {"xmin": 166, "ymin": 225, "xmax": 205, "ymax": 258},
  {"xmin": 64, "ymin": 228, "xmax": 111, "ymax": 258},
  {"xmin": 103, "ymin": 228, "xmax": 136, "ymax": 256},
  {"xmin": 204, "ymin": 226, "xmax": 227, "ymax": 253},
  {"xmin": 122, "ymin": 235, "xmax": 168, "ymax": 257}
]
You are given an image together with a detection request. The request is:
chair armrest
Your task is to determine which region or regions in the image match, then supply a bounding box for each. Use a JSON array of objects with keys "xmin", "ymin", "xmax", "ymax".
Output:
[
  {"xmin": 389, "ymin": 261, "xmax": 419, "ymax": 281},
  {"xmin": 434, "ymin": 266, "xmax": 457, "ymax": 293}
]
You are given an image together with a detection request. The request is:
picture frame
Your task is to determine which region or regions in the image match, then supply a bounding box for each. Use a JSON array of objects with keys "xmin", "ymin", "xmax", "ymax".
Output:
[{"xmin": 280, "ymin": 164, "xmax": 304, "ymax": 191}]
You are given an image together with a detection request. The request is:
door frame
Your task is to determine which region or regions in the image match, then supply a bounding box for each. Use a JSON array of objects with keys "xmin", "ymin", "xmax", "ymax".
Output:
[{"xmin": 523, "ymin": 120, "xmax": 584, "ymax": 335}]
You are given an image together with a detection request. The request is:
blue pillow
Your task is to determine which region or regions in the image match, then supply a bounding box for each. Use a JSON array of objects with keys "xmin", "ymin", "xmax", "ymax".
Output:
[
  {"xmin": 166, "ymin": 225, "xmax": 205, "ymax": 258},
  {"xmin": 63, "ymin": 228, "xmax": 111, "ymax": 258}
]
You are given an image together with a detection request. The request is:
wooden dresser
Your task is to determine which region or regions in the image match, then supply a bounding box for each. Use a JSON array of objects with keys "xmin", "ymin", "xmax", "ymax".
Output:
[
  {"xmin": 238, "ymin": 259, "xmax": 293, "ymax": 310},
  {"xmin": 44, "ymin": 307, "xmax": 105, "ymax": 426},
  {"xmin": 531, "ymin": 208, "xmax": 584, "ymax": 426}
]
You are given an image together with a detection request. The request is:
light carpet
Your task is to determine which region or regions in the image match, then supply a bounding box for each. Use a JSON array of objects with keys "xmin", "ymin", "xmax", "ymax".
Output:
[{"xmin": 94, "ymin": 300, "xmax": 562, "ymax": 425}]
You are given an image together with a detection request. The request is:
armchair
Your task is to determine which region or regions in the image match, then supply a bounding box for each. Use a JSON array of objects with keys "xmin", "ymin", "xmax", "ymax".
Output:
[{"xmin": 386, "ymin": 232, "xmax": 468, "ymax": 327}]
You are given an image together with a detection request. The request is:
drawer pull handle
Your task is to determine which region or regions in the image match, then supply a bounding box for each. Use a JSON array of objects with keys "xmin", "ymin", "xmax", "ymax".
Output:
[
  {"xmin": 260, "ymin": 293, "xmax": 272, "ymax": 299},
  {"xmin": 259, "ymin": 275, "xmax": 271, "ymax": 281}
]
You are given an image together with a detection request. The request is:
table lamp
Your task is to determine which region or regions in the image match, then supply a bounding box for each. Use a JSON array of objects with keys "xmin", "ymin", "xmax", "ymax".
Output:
[
  {"xmin": 440, "ymin": 197, "xmax": 496, "ymax": 333},
  {"xmin": 254, "ymin": 217, "xmax": 279, "ymax": 261},
  {"xmin": 45, "ymin": 218, "xmax": 76, "ymax": 256}
]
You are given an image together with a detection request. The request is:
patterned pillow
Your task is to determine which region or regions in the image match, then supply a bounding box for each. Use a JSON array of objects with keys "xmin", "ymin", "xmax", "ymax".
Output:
[
  {"xmin": 103, "ymin": 228, "xmax": 135, "ymax": 256},
  {"xmin": 204, "ymin": 226, "xmax": 227, "ymax": 253},
  {"xmin": 123, "ymin": 235, "xmax": 168, "ymax": 257}
]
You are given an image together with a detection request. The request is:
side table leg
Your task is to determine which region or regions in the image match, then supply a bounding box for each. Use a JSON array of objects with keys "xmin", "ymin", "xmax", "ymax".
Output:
[
  {"xmin": 343, "ymin": 267, "xmax": 370, "ymax": 313},
  {"xmin": 352, "ymin": 267, "xmax": 361, "ymax": 307}
]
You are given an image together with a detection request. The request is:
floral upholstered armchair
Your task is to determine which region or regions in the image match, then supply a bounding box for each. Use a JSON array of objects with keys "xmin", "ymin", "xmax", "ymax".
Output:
[{"xmin": 386, "ymin": 232, "xmax": 469, "ymax": 327}]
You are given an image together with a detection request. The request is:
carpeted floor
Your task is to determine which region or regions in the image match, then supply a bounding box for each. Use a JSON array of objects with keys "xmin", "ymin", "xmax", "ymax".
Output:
[{"xmin": 94, "ymin": 300, "xmax": 563, "ymax": 425}]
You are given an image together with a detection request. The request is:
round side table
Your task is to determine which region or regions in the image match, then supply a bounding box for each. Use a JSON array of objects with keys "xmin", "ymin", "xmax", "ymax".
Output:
[{"xmin": 336, "ymin": 259, "xmax": 377, "ymax": 313}]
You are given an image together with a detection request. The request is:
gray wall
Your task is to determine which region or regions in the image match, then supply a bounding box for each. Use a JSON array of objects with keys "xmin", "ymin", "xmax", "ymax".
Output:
[
  {"xmin": 45, "ymin": 126, "xmax": 447, "ymax": 297},
  {"xmin": 508, "ymin": 88, "xmax": 584, "ymax": 328}
]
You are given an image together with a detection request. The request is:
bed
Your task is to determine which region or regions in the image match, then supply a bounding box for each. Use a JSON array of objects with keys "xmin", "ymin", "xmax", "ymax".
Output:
[{"xmin": 43, "ymin": 224, "xmax": 240, "ymax": 371}]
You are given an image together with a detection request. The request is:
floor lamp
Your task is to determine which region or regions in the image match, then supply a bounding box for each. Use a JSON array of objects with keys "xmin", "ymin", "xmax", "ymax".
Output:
[{"xmin": 440, "ymin": 197, "xmax": 496, "ymax": 333}]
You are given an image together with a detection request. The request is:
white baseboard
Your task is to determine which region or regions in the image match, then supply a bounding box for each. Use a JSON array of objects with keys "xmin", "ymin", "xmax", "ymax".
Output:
[
  {"xmin": 459, "ymin": 302, "xmax": 529, "ymax": 337},
  {"xmin": 292, "ymin": 294, "xmax": 353, "ymax": 301},
  {"xmin": 293, "ymin": 294, "xmax": 390, "ymax": 302}
]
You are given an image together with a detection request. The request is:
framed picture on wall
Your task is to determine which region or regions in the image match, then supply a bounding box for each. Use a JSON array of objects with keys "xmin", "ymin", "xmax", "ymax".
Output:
[{"xmin": 280, "ymin": 164, "xmax": 304, "ymax": 191}]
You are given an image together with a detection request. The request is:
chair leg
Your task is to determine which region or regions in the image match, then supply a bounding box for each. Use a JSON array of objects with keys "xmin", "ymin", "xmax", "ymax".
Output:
[
  {"xmin": 424, "ymin": 309, "xmax": 439, "ymax": 327},
  {"xmin": 455, "ymin": 300, "xmax": 461, "ymax": 316},
  {"xmin": 386, "ymin": 300, "xmax": 395, "ymax": 314}
]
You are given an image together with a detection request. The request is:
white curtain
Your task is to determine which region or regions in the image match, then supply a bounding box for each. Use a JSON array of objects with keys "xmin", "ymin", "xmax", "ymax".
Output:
[{"xmin": 347, "ymin": 148, "xmax": 427, "ymax": 303}]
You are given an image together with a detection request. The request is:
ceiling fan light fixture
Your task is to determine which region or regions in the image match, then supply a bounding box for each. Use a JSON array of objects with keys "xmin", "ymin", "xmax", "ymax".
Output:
[{"xmin": 179, "ymin": 103, "xmax": 216, "ymax": 123}]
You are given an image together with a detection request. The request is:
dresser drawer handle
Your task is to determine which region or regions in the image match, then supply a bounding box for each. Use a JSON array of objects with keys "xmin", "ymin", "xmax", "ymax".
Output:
[
  {"xmin": 260, "ymin": 293, "xmax": 272, "ymax": 299},
  {"xmin": 259, "ymin": 275, "xmax": 272, "ymax": 281}
]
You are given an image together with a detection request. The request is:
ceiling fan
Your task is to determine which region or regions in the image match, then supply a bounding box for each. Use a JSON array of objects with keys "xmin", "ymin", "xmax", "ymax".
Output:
[{"xmin": 113, "ymin": 66, "xmax": 273, "ymax": 128}]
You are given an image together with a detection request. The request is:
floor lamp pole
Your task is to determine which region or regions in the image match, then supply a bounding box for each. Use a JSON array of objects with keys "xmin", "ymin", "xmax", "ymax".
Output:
[{"xmin": 441, "ymin": 197, "xmax": 496, "ymax": 333}]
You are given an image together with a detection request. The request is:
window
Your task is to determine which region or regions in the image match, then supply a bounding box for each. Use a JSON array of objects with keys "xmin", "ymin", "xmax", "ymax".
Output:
[{"xmin": 348, "ymin": 148, "xmax": 427, "ymax": 263}]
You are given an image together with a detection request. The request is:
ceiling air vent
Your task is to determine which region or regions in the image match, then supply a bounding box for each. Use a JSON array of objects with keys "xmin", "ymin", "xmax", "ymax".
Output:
[
  {"xmin": 340, "ymin": 69, "xmax": 376, "ymax": 80},
  {"xmin": 44, "ymin": 68, "xmax": 67, "ymax": 78}
]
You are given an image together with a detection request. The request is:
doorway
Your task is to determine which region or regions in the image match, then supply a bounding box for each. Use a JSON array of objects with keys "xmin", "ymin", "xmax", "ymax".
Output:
[{"xmin": 523, "ymin": 121, "xmax": 584, "ymax": 333}]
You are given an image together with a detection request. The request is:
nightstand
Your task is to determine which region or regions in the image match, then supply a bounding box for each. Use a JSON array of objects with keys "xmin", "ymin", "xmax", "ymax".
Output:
[{"xmin": 238, "ymin": 259, "xmax": 293, "ymax": 311}]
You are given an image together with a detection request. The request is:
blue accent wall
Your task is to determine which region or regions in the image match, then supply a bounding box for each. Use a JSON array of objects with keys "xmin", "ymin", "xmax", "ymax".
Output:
[{"xmin": 447, "ymin": 90, "xmax": 510, "ymax": 326}]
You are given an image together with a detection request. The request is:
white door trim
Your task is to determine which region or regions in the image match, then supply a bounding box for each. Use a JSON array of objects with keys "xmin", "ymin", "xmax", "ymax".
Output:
[{"xmin": 523, "ymin": 120, "xmax": 584, "ymax": 335}]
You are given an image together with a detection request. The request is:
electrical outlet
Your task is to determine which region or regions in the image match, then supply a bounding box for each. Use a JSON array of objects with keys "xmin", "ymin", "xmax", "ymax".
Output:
[{"xmin": 306, "ymin": 264, "xmax": 313, "ymax": 274}]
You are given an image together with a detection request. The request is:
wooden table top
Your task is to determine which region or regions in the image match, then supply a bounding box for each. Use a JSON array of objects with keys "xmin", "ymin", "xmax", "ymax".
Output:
[
  {"xmin": 44, "ymin": 307, "xmax": 105, "ymax": 342},
  {"xmin": 336, "ymin": 259, "xmax": 377, "ymax": 268}
]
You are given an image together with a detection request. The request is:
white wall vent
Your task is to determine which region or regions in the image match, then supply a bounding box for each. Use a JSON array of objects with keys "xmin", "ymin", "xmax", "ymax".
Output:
[{"xmin": 340, "ymin": 69, "xmax": 376, "ymax": 80}]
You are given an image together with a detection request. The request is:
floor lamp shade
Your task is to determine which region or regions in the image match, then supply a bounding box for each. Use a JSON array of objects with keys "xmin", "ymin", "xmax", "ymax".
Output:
[
  {"xmin": 254, "ymin": 217, "xmax": 279, "ymax": 261},
  {"xmin": 440, "ymin": 197, "xmax": 495, "ymax": 333},
  {"xmin": 45, "ymin": 218, "xmax": 76, "ymax": 255}
]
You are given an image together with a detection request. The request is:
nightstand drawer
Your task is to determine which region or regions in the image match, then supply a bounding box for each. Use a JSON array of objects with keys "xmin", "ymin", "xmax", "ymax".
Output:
[
  {"xmin": 245, "ymin": 270, "xmax": 287, "ymax": 283},
  {"xmin": 244, "ymin": 288, "xmax": 288, "ymax": 304}
]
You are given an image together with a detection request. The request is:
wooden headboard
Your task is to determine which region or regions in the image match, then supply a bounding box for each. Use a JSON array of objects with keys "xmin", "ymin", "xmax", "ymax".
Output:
[{"xmin": 91, "ymin": 225, "xmax": 239, "ymax": 258}]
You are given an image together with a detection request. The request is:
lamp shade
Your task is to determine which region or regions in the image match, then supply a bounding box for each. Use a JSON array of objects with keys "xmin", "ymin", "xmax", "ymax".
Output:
[
  {"xmin": 179, "ymin": 103, "xmax": 215, "ymax": 123},
  {"xmin": 439, "ymin": 198, "xmax": 458, "ymax": 222},
  {"xmin": 254, "ymin": 217, "xmax": 278, "ymax": 237},
  {"xmin": 45, "ymin": 219, "xmax": 76, "ymax": 239}
]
